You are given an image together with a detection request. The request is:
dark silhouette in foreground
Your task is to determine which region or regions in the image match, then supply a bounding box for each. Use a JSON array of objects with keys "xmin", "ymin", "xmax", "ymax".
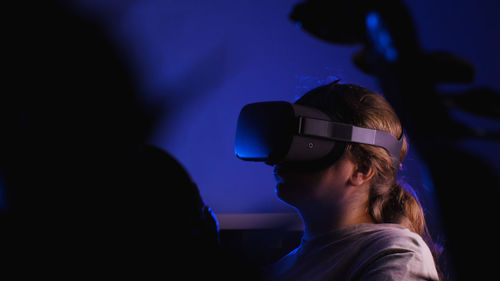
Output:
[{"xmin": 1, "ymin": 2, "xmax": 260, "ymax": 279}]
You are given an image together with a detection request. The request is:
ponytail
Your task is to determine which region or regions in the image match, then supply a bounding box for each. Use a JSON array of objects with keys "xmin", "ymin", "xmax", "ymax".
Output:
[
  {"xmin": 348, "ymin": 129, "xmax": 443, "ymax": 279},
  {"xmin": 379, "ymin": 182, "xmax": 425, "ymax": 234},
  {"xmin": 369, "ymin": 181, "xmax": 442, "ymax": 276}
]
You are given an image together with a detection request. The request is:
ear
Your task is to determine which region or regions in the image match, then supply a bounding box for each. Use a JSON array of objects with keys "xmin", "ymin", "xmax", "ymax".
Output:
[{"xmin": 349, "ymin": 165, "xmax": 375, "ymax": 187}]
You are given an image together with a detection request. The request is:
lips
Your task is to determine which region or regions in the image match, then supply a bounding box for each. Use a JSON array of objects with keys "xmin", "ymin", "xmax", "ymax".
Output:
[{"xmin": 273, "ymin": 165, "xmax": 285, "ymax": 181}]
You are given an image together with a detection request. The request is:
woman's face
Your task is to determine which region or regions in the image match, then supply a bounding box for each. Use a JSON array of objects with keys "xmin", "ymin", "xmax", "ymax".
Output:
[{"xmin": 273, "ymin": 154, "xmax": 356, "ymax": 209}]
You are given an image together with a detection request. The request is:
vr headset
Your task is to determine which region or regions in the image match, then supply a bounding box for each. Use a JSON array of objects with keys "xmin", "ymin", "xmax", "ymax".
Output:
[{"xmin": 234, "ymin": 101, "xmax": 403, "ymax": 171}]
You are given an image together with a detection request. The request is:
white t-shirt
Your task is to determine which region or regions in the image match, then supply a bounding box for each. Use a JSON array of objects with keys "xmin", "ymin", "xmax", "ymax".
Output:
[{"xmin": 263, "ymin": 223, "xmax": 439, "ymax": 281}]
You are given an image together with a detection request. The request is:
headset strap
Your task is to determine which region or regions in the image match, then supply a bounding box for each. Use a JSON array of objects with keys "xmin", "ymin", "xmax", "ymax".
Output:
[{"xmin": 299, "ymin": 117, "xmax": 404, "ymax": 169}]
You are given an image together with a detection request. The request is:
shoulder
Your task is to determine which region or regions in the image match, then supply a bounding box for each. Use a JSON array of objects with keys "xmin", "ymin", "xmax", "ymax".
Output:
[
  {"xmin": 357, "ymin": 223, "xmax": 428, "ymax": 252},
  {"xmin": 351, "ymin": 224, "xmax": 439, "ymax": 280},
  {"xmin": 353, "ymin": 223, "xmax": 435, "ymax": 267}
]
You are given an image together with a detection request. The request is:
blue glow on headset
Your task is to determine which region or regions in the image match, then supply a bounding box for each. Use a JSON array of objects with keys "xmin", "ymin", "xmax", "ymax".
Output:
[{"xmin": 365, "ymin": 11, "xmax": 398, "ymax": 62}]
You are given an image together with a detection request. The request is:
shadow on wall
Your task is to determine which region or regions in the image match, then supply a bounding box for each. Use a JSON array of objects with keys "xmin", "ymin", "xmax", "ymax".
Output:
[{"xmin": 0, "ymin": 2, "xmax": 257, "ymax": 279}]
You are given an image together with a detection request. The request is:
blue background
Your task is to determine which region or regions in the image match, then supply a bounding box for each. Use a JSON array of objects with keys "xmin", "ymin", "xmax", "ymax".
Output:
[{"xmin": 71, "ymin": 0, "xmax": 499, "ymax": 216}]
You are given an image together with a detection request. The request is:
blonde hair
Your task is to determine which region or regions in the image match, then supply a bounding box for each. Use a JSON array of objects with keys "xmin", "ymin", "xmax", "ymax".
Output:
[{"xmin": 296, "ymin": 82, "xmax": 441, "ymax": 266}]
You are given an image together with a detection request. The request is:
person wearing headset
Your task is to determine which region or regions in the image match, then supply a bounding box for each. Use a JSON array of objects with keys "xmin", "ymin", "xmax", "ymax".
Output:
[{"xmin": 235, "ymin": 81, "xmax": 441, "ymax": 281}]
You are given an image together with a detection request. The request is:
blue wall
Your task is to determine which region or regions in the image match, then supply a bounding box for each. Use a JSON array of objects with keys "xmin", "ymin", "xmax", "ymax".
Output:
[{"xmin": 74, "ymin": 0, "xmax": 499, "ymax": 215}]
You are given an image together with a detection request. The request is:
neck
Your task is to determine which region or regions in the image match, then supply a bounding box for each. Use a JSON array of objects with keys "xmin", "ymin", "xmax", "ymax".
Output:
[
  {"xmin": 299, "ymin": 208, "xmax": 340, "ymax": 241},
  {"xmin": 297, "ymin": 196, "xmax": 374, "ymax": 241}
]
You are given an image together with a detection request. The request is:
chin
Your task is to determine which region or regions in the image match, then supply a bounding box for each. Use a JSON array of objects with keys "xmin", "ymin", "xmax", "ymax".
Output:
[{"xmin": 275, "ymin": 182, "xmax": 300, "ymax": 207}]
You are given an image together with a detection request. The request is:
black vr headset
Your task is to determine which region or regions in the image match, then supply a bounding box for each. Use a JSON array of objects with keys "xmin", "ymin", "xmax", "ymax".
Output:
[{"xmin": 234, "ymin": 101, "xmax": 403, "ymax": 171}]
